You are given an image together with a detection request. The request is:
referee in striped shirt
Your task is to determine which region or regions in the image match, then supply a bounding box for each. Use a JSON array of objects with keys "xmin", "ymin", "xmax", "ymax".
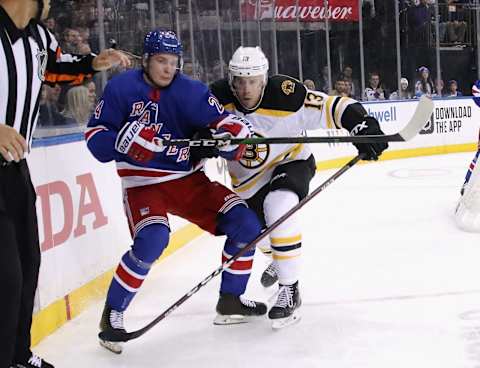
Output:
[{"xmin": 0, "ymin": 1, "xmax": 130, "ymax": 367}]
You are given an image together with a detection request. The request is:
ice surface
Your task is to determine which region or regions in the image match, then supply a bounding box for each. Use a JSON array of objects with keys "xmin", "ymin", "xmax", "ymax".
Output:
[{"xmin": 35, "ymin": 153, "xmax": 480, "ymax": 368}]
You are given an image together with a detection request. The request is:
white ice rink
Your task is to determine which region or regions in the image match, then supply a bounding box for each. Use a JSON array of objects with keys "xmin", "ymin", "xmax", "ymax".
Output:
[{"xmin": 35, "ymin": 152, "xmax": 480, "ymax": 368}]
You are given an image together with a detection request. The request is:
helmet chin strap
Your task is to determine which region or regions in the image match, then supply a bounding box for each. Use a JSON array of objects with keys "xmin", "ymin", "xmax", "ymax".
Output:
[{"xmin": 35, "ymin": 0, "xmax": 44, "ymax": 21}]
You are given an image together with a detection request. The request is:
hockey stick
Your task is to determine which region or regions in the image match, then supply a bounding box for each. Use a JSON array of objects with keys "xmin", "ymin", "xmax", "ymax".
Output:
[
  {"xmin": 157, "ymin": 95, "xmax": 434, "ymax": 148},
  {"xmin": 99, "ymin": 153, "xmax": 365, "ymax": 343}
]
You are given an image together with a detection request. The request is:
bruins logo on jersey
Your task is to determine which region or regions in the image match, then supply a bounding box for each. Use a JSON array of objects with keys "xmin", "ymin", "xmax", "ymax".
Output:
[
  {"xmin": 281, "ymin": 80, "xmax": 295, "ymax": 95},
  {"xmin": 239, "ymin": 133, "xmax": 270, "ymax": 169}
]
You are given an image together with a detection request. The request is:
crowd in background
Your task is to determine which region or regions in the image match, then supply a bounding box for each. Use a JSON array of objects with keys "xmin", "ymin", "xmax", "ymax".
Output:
[
  {"xmin": 306, "ymin": 63, "xmax": 465, "ymax": 100},
  {"xmin": 36, "ymin": 0, "xmax": 479, "ymax": 134}
]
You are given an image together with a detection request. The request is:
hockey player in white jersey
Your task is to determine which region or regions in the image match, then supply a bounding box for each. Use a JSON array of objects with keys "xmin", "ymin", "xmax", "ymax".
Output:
[{"xmin": 209, "ymin": 46, "xmax": 388, "ymax": 328}]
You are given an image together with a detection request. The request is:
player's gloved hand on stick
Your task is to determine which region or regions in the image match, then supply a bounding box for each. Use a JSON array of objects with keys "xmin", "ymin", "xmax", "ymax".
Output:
[
  {"xmin": 349, "ymin": 117, "xmax": 388, "ymax": 160},
  {"xmin": 210, "ymin": 114, "xmax": 253, "ymax": 161},
  {"xmin": 115, "ymin": 121, "xmax": 160, "ymax": 163},
  {"xmin": 189, "ymin": 128, "xmax": 219, "ymax": 161}
]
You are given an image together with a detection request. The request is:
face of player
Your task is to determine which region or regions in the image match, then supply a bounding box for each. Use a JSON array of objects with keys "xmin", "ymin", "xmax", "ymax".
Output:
[
  {"xmin": 232, "ymin": 75, "xmax": 264, "ymax": 109},
  {"xmin": 144, "ymin": 53, "xmax": 179, "ymax": 88}
]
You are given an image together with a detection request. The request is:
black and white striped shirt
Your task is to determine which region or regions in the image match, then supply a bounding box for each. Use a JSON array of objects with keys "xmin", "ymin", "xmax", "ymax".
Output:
[{"xmin": 0, "ymin": 5, "xmax": 96, "ymax": 150}]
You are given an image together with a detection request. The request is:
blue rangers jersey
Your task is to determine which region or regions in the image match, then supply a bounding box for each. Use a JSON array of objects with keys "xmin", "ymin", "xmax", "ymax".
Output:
[{"xmin": 85, "ymin": 69, "xmax": 228, "ymax": 188}]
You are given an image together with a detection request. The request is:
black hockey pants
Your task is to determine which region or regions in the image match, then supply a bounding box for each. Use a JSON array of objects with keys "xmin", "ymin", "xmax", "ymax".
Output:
[{"xmin": 0, "ymin": 160, "xmax": 40, "ymax": 366}]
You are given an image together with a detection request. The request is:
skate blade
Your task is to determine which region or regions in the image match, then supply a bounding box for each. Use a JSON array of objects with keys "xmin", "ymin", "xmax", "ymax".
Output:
[
  {"xmin": 99, "ymin": 339, "xmax": 123, "ymax": 354},
  {"xmin": 271, "ymin": 313, "xmax": 301, "ymax": 330},
  {"xmin": 213, "ymin": 314, "xmax": 259, "ymax": 325}
]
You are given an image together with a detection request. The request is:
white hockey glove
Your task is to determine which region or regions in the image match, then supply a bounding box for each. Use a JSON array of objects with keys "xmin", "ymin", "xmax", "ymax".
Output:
[
  {"xmin": 115, "ymin": 121, "xmax": 162, "ymax": 163},
  {"xmin": 210, "ymin": 114, "xmax": 253, "ymax": 161}
]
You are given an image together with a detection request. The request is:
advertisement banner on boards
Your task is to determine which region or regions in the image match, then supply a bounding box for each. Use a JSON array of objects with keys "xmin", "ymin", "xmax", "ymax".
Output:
[{"xmin": 241, "ymin": 0, "xmax": 359, "ymax": 23}]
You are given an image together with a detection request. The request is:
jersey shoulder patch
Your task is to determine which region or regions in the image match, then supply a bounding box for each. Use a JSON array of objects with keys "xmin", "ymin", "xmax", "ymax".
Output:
[
  {"xmin": 261, "ymin": 75, "xmax": 307, "ymax": 112},
  {"xmin": 209, "ymin": 78, "xmax": 234, "ymax": 106}
]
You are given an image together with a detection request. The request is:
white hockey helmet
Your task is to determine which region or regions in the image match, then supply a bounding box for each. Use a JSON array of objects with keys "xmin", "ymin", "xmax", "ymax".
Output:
[{"xmin": 228, "ymin": 46, "xmax": 269, "ymax": 86}]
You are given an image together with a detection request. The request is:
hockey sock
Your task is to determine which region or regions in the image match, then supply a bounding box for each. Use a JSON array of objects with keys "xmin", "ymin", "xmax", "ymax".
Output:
[
  {"xmin": 217, "ymin": 204, "xmax": 261, "ymax": 296},
  {"xmin": 107, "ymin": 224, "xmax": 169, "ymax": 311},
  {"xmin": 220, "ymin": 239, "xmax": 255, "ymax": 295},
  {"xmin": 264, "ymin": 190, "xmax": 302, "ymax": 285},
  {"xmin": 257, "ymin": 236, "xmax": 273, "ymax": 257}
]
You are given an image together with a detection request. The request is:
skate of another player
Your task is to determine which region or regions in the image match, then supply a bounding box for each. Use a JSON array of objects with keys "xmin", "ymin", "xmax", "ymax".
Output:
[{"xmin": 35, "ymin": 153, "xmax": 480, "ymax": 367}]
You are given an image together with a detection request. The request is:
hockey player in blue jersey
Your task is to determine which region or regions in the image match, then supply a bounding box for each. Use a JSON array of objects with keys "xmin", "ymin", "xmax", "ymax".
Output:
[
  {"xmin": 455, "ymin": 80, "xmax": 480, "ymax": 231},
  {"xmin": 85, "ymin": 30, "xmax": 266, "ymax": 354}
]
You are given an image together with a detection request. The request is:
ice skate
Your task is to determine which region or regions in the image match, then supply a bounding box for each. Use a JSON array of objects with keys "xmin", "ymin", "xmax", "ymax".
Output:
[
  {"xmin": 13, "ymin": 353, "xmax": 54, "ymax": 368},
  {"xmin": 269, "ymin": 281, "xmax": 302, "ymax": 330},
  {"xmin": 98, "ymin": 304, "xmax": 126, "ymax": 354},
  {"xmin": 214, "ymin": 293, "xmax": 267, "ymax": 325},
  {"xmin": 260, "ymin": 261, "xmax": 279, "ymax": 287}
]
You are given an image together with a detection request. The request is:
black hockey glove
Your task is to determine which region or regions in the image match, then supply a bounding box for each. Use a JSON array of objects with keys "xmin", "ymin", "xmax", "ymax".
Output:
[
  {"xmin": 189, "ymin": 127, "xmax": 219, "ymax": 162},
  {"xmin": 349, "ymin": 116, "xmax": 388, "ymax": 161}
]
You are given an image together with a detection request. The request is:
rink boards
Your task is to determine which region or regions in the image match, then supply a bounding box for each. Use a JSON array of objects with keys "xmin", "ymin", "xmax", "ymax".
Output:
[{"xmin": 27, "ymin": 96, "xmax": 479, "ymax": 345}]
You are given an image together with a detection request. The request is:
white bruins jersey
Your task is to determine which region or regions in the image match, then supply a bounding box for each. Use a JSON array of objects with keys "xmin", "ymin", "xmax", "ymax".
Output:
[{"xmin": 210, "ymin": 75, "xmax": 357, "ymax": 199}]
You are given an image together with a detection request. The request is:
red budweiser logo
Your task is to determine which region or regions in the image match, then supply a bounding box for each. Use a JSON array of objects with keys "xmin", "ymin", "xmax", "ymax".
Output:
[{"xmin": 241, "ymin": 0, "xmax": 359, "ymax": 22}]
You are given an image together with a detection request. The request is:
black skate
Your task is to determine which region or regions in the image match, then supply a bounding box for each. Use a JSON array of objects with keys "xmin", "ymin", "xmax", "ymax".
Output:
[
  {"xmin": 14, "ymin": 353, "xmax": 54, "ymax": 368},
  {"xmin": 214, "ymin": 293, "xmax": 267, "ymax": 325},
  {"xmin": 260, "ymin": 261, "xmax": 278, "ymax": 287},
  {"xmin": 268, "ymin": 281, "xmax": 302, "ymax": 329},
  {"xmin": 98, "ymin": 304, "xmax": 126, "ymax": 354}
]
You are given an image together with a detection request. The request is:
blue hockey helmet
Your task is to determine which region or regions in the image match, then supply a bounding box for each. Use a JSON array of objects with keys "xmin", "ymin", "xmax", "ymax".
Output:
[{"xmin": 143, "ymin": 30, "xmax": 183, "ymax": 58}]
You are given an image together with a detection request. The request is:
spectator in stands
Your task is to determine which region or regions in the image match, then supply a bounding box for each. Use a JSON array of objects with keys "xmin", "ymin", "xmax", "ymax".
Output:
[
  {"xmin": 363, "ymin": 72, "xmax": 387, "ymax": 101},
  {"xmin": 317, "ymin": 65, "xmax": 330, "ymax": 93},
  {"xmin": 390, "ymin": 77, "xmax": 412, "ymax": 100},
  {"xmin": 330, "ymin": 77, "xmax": 349, "ymax": 97},
  {"xmin": 62, "ymin": 85, "xmax": 93, "ymax": 127},
  {"xmin": 62, "ymin": 28, "xmax": 81, "ymax": 54},
  {"xmin": 437, "ymin": 1, "xmax": 448, "ymax": 43},
  {"xmin": 209, "ymin": 59, "xmax": 228, "ymax": 81},
  {"xmin": 77, "ymin": 42, "xmax": 92, "ymax": 55},
  {"xmin": 344, "ymin": 80, "xmax": 353, "ymax": 98},
  {"xmin": 44, "ymin": 16, "xmax": 59, "ymax": 39},
  {"xmin": 433, "ymin": 78, "xmax": 445, "ymax": 98},
  {"xmin": 408, "ymin": 0, "xmax": 431, "ymax": 37},
  {"xmin": 407, "ymin": 0, "xmax": 432, "ymax": 75},
  {"xmin": 446, "ymin": 0, "xmax": 467, "ymax": 44},
  {"xmin": 342, "ymin": 65, "xmax": 359, "ymax": 99},
  {"xmin": 86, "ymin": 80, "xmax": 97, "ymax": 106},
  {"xmin": 76, "ymin": 26, "xmax": 92, "ymax": 54},
  {"xmin": 303, "ymin": 79, "xmax": 316, "ymax": 90},
  {"xmin": 38, "ymin": 85, "xmax": 65, "ymax": 127},
  {"xmin": 414, "ymin": 66, "xmax": 435, "ymax": 97},
  {"xmin": 446, "ymin": 79, "xmax": 463, "ymax": 97},
  {"xmin": 183, "ymin": 59, "xmax": 203, "ymax": 81},
  {"xmin": 78, "ymin": 26, "xmax": 90, "ymax": 43}
]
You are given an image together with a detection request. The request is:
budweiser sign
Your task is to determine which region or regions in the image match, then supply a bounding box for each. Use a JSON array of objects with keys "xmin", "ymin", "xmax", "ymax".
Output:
[{"xmin": 241, "ymin": 0, "xmax": 359, "ymax": 22}]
